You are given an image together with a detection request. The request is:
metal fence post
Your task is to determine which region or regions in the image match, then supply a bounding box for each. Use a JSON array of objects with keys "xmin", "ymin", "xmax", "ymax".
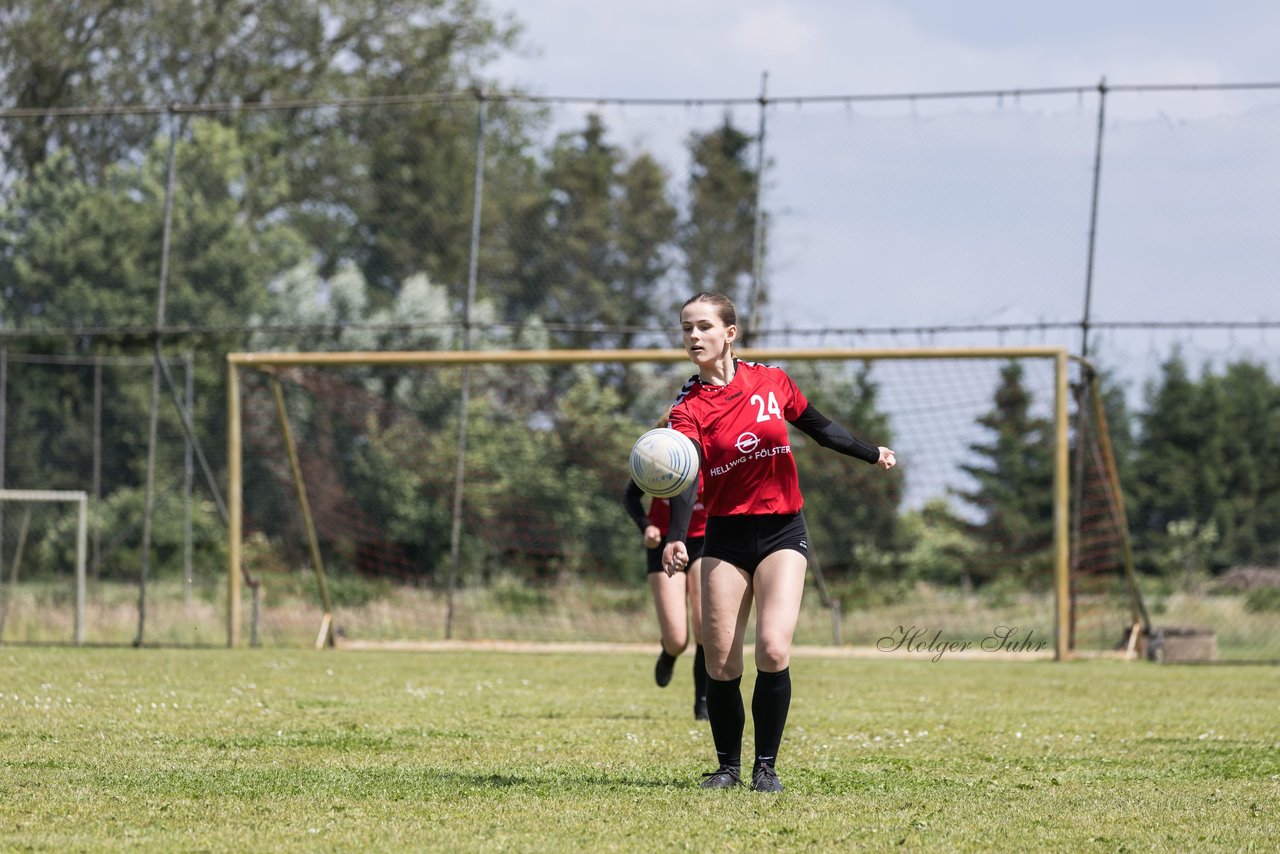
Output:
[{"xmin": 445, "ymin": 91, "xmax": 489, "ymax": 640}]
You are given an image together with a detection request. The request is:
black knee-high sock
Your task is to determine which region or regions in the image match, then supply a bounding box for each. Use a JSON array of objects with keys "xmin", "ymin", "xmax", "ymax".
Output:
[
  {"xmin": 752, "ymin": 667, "xmax": 791, "ymax": 769},
  {"xmin": 705, "ymin": 675, "xmax": 744, "ymax": 769},
  {"xmin": 693, "ymin": 645, "xmax": 708, "ymax": 704}
]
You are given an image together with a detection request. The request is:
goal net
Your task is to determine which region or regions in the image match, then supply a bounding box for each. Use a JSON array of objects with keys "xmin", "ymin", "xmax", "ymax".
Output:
[
  {"xmin": 226, "ymin": 347, "xmax": 1139, "ymax": 656},
  {"xmin": 0, "ymin": 489, "xmax": 88, "ymax": 644},
  {"xmin": 1069, "ymin": 370, "xmax": 1152, "ymax": 657}
]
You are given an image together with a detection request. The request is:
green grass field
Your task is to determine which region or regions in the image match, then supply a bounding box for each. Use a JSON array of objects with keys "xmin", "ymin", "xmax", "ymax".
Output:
[{"xmin": 2, "ymin": 647, "xmax": 1276, "ymax": 851}]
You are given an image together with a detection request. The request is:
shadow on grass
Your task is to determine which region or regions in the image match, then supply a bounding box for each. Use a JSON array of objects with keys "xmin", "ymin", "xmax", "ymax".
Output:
[
  {"xmin": 431, "ymin": 768, "xmax": 677, "ymax": 791},
  {"xmin": 64, "ymin": 764, "xmax": 684, "ymax": 798}
]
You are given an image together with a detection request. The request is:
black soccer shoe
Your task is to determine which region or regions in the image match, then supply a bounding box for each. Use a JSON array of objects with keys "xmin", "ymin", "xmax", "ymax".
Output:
[
  {"xmin": 751, "ymin": 763, "xmax": 784, "ymax": 793},
  {"xmin": 699, "ymin": 766, "xmax": 743, "ymax": 789},
  {"xmin": 654, "ymin": 651, "xmax": 676, "ymax": 687},
  {"xmin": 693, "ymin": 699, "xmax": 709, "ymax": 721}
]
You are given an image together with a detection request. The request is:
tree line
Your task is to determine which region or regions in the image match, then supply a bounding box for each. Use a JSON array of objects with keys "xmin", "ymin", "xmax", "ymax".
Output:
[{"xmin": 1, "ymin": 1, "xmax": 1275, "ymax": 590}]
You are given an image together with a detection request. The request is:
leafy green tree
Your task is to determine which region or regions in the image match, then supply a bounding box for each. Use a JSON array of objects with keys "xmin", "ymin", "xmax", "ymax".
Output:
[
  {"xmin": 0, "ymin": 123, "xmax": 306, "ymax": 518},
  {"xmin": 898, "ymin": 498, "xmax": 981, "ymax": 588},
  {"xmin": 1, "ymin": 149, "xmax": 159, "ymax": 330},
  {"xmin": 2, "ymin": 120, "xmax": 303, "ymax": 332},
  {"xmin": 0, "ymin": 0, "xmax": 518, "ymax": 181},
  {"xmin": 953, "ymin": 361, "xmax": 1055, "ymax": 586},
  {"xmin": 0, "ymin": 0, "xmax": 534, "ymax": 321}
]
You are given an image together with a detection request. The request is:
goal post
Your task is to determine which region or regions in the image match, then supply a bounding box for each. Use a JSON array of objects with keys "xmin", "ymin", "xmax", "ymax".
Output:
[
  {"xmin": 0, "ymin": 489, "xmax": 89, "ymax": 645},
  {"xmin": 226, "ymin": 346, "xmax": 1075, "ymax": 654}
]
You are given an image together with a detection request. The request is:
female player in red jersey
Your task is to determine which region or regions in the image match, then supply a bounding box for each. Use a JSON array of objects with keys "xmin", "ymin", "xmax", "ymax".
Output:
[
  {"xmin": 622, "ymin": 409, "xmax": 711, "ymax": 720},
  {"xmin": 661, "ymin": 292, "xmax": 896, "ymax": 792}
]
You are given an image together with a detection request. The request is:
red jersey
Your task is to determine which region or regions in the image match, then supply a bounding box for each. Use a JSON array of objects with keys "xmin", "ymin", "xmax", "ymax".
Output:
[{"xmin": 668, "ymin": 360, "xmax": 809, "ymax": 516}]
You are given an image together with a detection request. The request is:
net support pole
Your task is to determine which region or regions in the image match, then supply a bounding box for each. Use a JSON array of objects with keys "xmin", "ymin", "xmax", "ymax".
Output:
[
  {"xmin": 136, "ymin": 108, "xmax": 179, "ymax": 647},
  {"xmin": 746, "ymin": 70, "xmax": 769, "ymax": 345},
  {"xmin": 75, "ymin": 492, "xmax": 87, "ymax": 645},
  {"xmin": 271, "ymin": 377, "xmax": 334, "ymax": 645},
  {"xmin": 1079, "ymin": 77, "xmax": 1108, "ymax": 360},
  {"xmin": 227, "ymin": 359, "xmax": 242, "ymax": 647},
  {"xmin": 1054, "ymin": 350, "xmax": 1072, "ymax": 661},
  {"xmin": 92, "ymin": 357, "xmax": 102, "ymax": 580},
  {"xmin": 444, "ymin": 88, "xmax": 488, "ymax": 640},
  {"xmin": 182, "ymin": 351, "xmax": 194, "ymax": 606}
]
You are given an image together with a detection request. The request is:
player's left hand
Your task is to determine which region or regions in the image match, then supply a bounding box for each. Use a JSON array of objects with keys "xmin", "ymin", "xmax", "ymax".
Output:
[{"xmin": 877, "ymin": 446, "xmax": 897, "ymax": 470}]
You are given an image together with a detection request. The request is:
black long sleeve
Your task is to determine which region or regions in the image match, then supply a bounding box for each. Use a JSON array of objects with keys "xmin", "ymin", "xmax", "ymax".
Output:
[
  {"xmin": 790, "ymin": 403, "xmax": 881, "ymax": 464},
  {"xmin": 666, "ymin": 476, "xmax": 698, "ymax": 545},
  {"xmin": 621, "ymin": 480, "xmax": 650, "ymax": 531}
]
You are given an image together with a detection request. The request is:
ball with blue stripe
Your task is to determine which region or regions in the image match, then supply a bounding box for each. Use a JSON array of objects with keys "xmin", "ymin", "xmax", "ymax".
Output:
[{"xmin": 628, "ymin": 428, "xmax": 699, "ymax": 499}]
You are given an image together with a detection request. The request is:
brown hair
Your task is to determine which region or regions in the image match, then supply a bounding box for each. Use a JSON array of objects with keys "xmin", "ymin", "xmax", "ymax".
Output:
[
  {"xmin": 681, "ymin": 292, "xmax": 737, "ymax": 330},
  {"xmin": 681, "ymin": 292, "xmax": 740, "ymax": 356},
  {"xmin": 654, "ymin": 406, "xmax": 673, "ymax": 429}
]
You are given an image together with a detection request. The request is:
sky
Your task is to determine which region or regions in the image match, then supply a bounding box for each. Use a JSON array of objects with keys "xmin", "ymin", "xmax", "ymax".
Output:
[
  {"xmin": 481, "ymin": 2, "xmax": 1280, "ymax": 505},
  {"xmin": 486, "ymin": 0, "xmax": 1280, "ymax": 356},
  {"xmin": 490, "ymin": 1, "xmax": 1280, "ymax": 105}
]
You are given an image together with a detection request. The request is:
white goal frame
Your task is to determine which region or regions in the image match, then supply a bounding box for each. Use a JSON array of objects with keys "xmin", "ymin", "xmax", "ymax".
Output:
[{"xmin": 0, "ymin": 489, "xmax": 90, "ymax": 645}]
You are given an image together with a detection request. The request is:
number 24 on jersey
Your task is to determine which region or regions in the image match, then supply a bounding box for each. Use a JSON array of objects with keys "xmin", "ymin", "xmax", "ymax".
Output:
[{"xmin": 752, "ymin": 392, "xmax": 782, "ymax": 422}]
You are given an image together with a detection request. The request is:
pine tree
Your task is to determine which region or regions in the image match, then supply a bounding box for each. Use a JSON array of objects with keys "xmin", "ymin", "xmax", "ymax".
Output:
[
  {"xmin": 1201, "ymin": 361, "xmax": 1280, "ymax": 569},
  {"xmin": 1129, "ymin": 352, "xmax": 1223, "ymax": 574},
  {"xmin": 953, "ymin": 362, "xmax": 1055, "ymax": 585},
  {"xmin": 524, "ymin": 114, "xmax": 677, "ymax": 356},
  {"xmin": 680, "ymin": 117, "xmax": 761, "ymax": 325}
]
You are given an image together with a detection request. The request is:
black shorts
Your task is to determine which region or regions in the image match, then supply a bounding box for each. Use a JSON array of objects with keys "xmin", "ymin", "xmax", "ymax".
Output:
[
  {"xmin": 646, "ymin": 536, "xmax": 706, "ymax": 574},
  {"xmin": 702, "ymin": 513, "xmax": 808, "ymax": 574}
]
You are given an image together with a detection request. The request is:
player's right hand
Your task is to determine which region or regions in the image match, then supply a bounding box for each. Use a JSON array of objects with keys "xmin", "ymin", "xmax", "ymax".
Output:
[{"xmin": 662, "ymin": 540, "xmax": 689, "ymax": 577}]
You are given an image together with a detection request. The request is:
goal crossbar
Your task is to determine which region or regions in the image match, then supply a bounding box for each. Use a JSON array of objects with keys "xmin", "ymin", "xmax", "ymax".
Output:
[{"xmin": 227, "ymin": 345, "xmax": 1068, "ymax": 367}]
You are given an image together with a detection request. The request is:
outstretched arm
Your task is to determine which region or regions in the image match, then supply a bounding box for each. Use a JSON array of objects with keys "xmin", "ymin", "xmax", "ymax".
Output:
[{"xmin": 791, "ymin": 403, "xmax": 896, "ymax": 469}]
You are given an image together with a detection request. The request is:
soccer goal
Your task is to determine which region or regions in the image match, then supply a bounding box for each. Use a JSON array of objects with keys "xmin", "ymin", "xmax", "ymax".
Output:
[
  {"xmin": 0, "ymin": 489, "xmax": 89, "ymax": 645},
  {"xmin": 222, "ymin": 346, "xmax": 1158, "ymax": 658}
]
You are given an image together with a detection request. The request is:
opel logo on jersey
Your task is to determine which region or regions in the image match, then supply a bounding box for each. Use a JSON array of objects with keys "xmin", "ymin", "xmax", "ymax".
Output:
[{"xmin": 735, "ymin": 432, "xmax": 761, "ymax": 453}]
